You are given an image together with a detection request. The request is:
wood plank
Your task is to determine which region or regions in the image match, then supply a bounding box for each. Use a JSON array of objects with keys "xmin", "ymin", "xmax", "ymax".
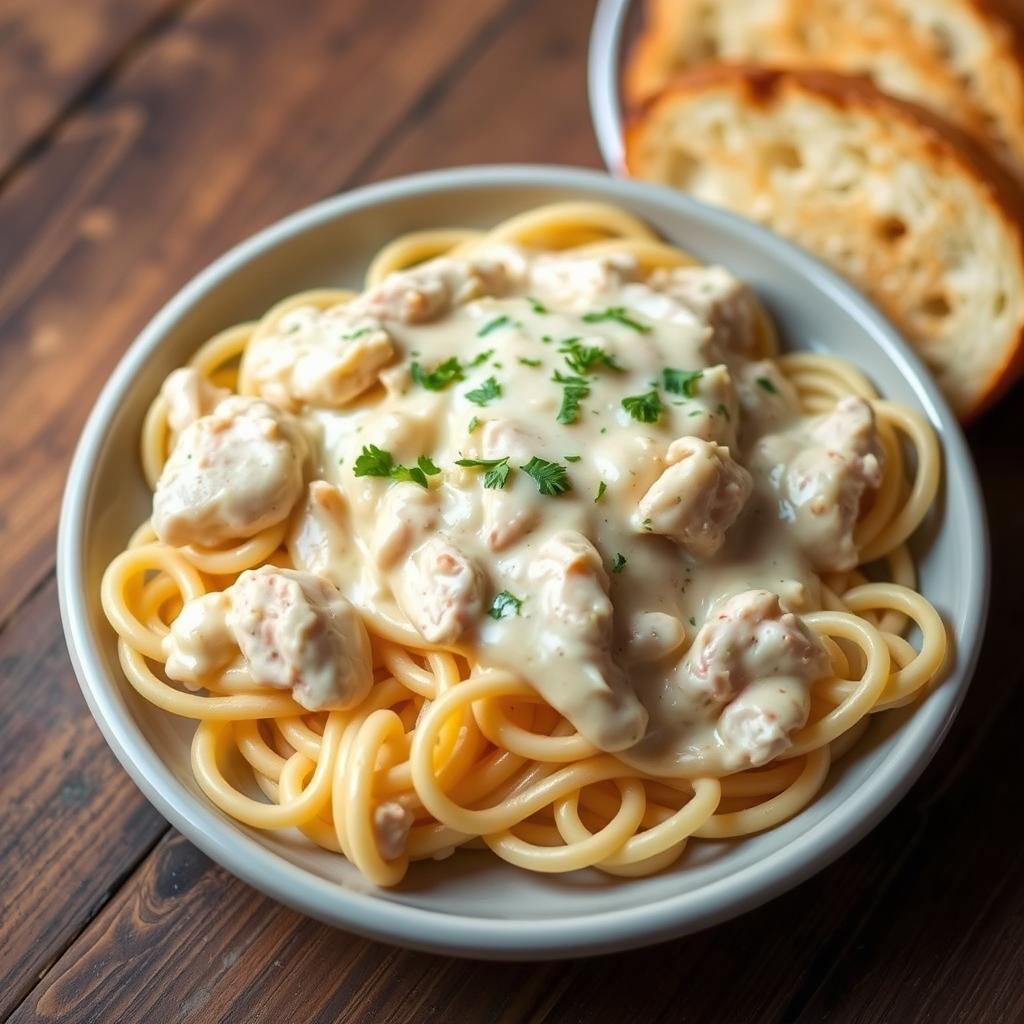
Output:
[
  {"xmin": 362, "ymin": 0, "xmax": 603, "ymax": 180},
  {"xmin": 0, "ymin": 574, "xmax": 167, "ymax": 1020},
  {"xmin": 0, "ymin": 0, "xmax": 184, "ymax": 172},
  {"xmin": 0, "ymin": 0, "xmax": 511, "ymax": 625},
  {"xmin": 6, "ymin": 834, "xmax": 572, "ymax": 1024}
]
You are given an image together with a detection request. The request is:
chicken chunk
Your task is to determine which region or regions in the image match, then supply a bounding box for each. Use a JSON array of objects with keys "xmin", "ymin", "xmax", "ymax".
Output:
[
  {"xmin": 243, "ymin": 306, "xmax": 394, "ymax": 411},
  {"xmin": 373, "ymin": 482, "xmax": 441, "ymax": 571},
  {"xmin": 286, "ymin": 481, "xmax": 351, "ymax": 588},
  {"xmin": 527, "ymin": 532, "xmax": 648, "ymax": 750},
  {"xmin": 623, "ymin": 611, "xmax": 687, "ymax": 664},
  {"xmin": 758, "ymin": 397, "xmax": 884, "ymax": 571},
  {"xmin": 226, "ymin": 567, "xmax": 372, "ymax": 711},
  {"xmin": 735, "ymin": 360, "xmax": 800, "ymax": 437},
  {"xmin": 633, "ymin": 437, "xmax": 752, "ymax": 557},
  {"xmin": 160, "ymin": 367, "xmax": 230, "ymax": 433},
  {"xmin": 354, "ymin": 255, "xmax": 518, "ymax": 324},
  {"xmin": 718, "ymin": 680, "xmax": 811, "ymax": 769},
  {"xmin": 392, "ymin": 536, "xmax": 484, "ymax": 644},
  {"xmin": 152, "ymin": 397, "xmax": 308, "ymax": 548},
  {"xmin": 373, "ymin": 801, "xmax": 415, "ymax": 861},
  {"xmin": 680, "ymin": 590, "xmax": 830, "ymax": 704},
  {"xmin": 673, "ymin": 363, "xmax": 740, "ymax": 448},
  {"xmin": 162, "ymin": 591, "xmax": 235, "ymax": 687},
  {"xmin": 477, "ymin": 419, "xmax": 540, "ymax": 551},
  {"xmin": 528, "ymin": 252, "xmax": 639, "ymax": 310},
  {"xmin": 651, "ymin": 265, "xmax": 763, "ymax": 360}
]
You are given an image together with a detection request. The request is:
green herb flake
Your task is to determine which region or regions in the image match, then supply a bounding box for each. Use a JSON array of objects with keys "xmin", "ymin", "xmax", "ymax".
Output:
[
  {"xmin": 353, "ymin": 444, "xmax": 394, "ymax": 478},
  {"xmin": 411, "ymin": 357, "xmax": 464, "ymax": 391},
  {"xmin": 689, "ymin": 616, "xmax": 697, "ymax": 627},
  {"xmin": 594, "ymin": 480, "xmax": 607, "ymax": 503},
  {"xmin": 518, "ymin": 357, "xmax": 543, "ymax": 368},
  {"xmin": 552, "ymin": 370, "xmax": 591, "ymax": 425},
  {"xmin": 390, "ymin": 464, "xmax": 429, "ymax": 488},
  {"xmin": 521, "ymin": 456, "xmax": 571, "ymax": 497},
  {"xmin": 582, "ymin": 306, "xmax": 651, "ymax": 333},
  {"xmin": 455, "ymin": 456, "xmax": 511, "ymax": 489},
  {"xmin": 417, "ymin": 455, "xmax": 441, "ymax": 477},
  {"xmin": 622, "ymin": 389, "xmax": 663, "ymax": 423},
  {"xmin": 611, "ymin": 553, "xmax": 627, "ymax": 573},
  {"xmin": 478, "ymin": 315, "xmax": 512, "ymax": 337},
  {"xmin": 662, "ymin": 367, "xmax": 704, "ymax": 397},
  {"xmin": 468, "ymin": 348, "xmax": 494, "ymax": 368},
  {"xmin": 540, "ymin": 334, "xmax": 554, "ymax": 344},
  {"xmin": 488, "ymin": 590, "xmax": 523, "ymax": 620},
  {"xmin": 559, "ymin": 337, "xmax": 623, "ymax": 375},
  {"xmin": 564, "ymin": 455, "xmax": 582, "ymax": 463},
  {"xmin": 716, "ymin": 403, "xmax": 731, "ymax": 421},
  {"xmin": 467, "ymin": 416, "xmax": 480, "ymax": 434},
  {"xmin": 688, "ymin": 410, "xmax": 703, "ymax": 418},
  {"xmin": 527, "ymin": 296, "xmax": 548, "ymax": 315},
  {"xmin": 341, "ymin": 326, "xmax": 372, "ymax": 341},
  {"xmin": 465, "ymin": 376, "xmax": 502, "ymax": 406},
  {"xmin": 756, "ymin": 376, "xmax": 779, "ymax": 394}
]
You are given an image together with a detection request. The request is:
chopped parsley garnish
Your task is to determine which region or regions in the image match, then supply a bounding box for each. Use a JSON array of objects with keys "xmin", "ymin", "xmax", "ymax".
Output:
[
  {"xmin": 611, "ymin": 553, "xmax": 627, "ymax": 573},
  {"xmin": 756, "ymin": 376, "xmax": 779, "ymax": 394},
  {"xmin": 717, "ymin": 403, "xmax": 731, "ymax": 421},
  {"xmin": 341, "ymin": 326, "xmax": 372, "ymax": 341},
  {"xmin": 564, "ymin": 455, "xmax": 582, "ymax": 463},
  {"xmin": 662, "ymin": 367, "xmax": 703, "ymax": 397},
  {"xmin": 594, "ymin": 480, "xmax": 607, "ymax": 503},
  {"xmin": 353, "ymin": 446, "xmax": 438, "ymax": 489},
  {"xmin": 352, "ymin": 444, "xmax": 393, "ymax": 477},
  {"xmin": 622, "ymin": 389, "xmax": 663, "ymax": 423},
  {"xmin": 521, "ymin": 456, "xmax": 571, "ymax": 497},
  {"xmin": 688, "ymin": 410, "xmax": 702, "ymax": 417},
  {"xmin": 455, "ymin": 455, "xmax": 511, "ymax": 489},
  {"xmin": 488, "ymin": 590, "xmax": 523, "ymax": 620},
  {"xmin": 411, "ymin": 356, "xmax": 464, "ymax": 390},
  {"xmin": 465, "ymin": 376, "xmax": 502, "ymax": 406},
  {"xmin": 540, "ymin": 334, "xmax": 554, "ymax": 344},
  {"xmin": 468, "ymin": 348, "xmax": 494, "ymax": 367},
  {"xmin": 552, "ymin": 370, "xmax": 591, "ymax": 425},
  {"xmin": 689, "ymin": 616, "xmax": 697, "ymax": 627},
  {"xmin": 642, "ymin": 517, "xmax": 652, "ymax": 530},
  {"xmin": 467, "ymin": 416, "xmax": 480, "ymax": 434},
  {"xmin": 518, "ymin": 357, "xmax": 542, "ymax": 368},
  {"xmin": 527, "ymin": 296, "xmax": 548, "ymax": 315},
  {"xmin": 478, "ymin": 315, "xmax": 513, "ymax": 337},
  {"xmin": 559, "ymin": 337, "xmax": 623, "ymax": 375},
  {"xmin": 582, "ymin": 306, "xmax": 651, "ymax": 333}
]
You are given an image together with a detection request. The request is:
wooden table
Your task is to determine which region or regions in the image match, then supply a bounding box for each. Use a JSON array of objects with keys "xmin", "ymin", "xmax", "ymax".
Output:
[{"xmin": 1, "ymin": 2, "xmax": 1022, "ymax": 1020}]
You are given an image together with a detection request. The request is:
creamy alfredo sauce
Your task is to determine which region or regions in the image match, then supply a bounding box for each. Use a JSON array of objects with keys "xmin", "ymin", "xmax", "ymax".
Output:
[{"xmin": 154, "ymin": 245, "xmax": 884, "ymax": 778}]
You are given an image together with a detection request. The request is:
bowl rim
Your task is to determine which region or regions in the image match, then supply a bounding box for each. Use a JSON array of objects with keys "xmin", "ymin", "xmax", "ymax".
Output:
[
  {"xmin": 588, "ymin": 0, "xmax": 633, "ymax": 174},
  {"xmin": 58, "ymin": 164, "xmax": 989, "ymax": 959}
]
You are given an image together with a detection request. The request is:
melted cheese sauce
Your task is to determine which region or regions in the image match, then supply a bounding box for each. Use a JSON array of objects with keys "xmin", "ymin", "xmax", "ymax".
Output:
[{"xmin": 157, "ymin": 246, "xmax": 886, "ymax": 777}]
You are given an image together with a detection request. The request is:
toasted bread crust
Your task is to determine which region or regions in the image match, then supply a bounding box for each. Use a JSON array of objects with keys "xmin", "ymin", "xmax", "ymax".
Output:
[
  {"xmin": 625, "ymin": 65, "xmax": 1024, "ymax": 419},
  {"xmin": 623, "ymin": 0, "xmax": 1024, "ymax": 176}
]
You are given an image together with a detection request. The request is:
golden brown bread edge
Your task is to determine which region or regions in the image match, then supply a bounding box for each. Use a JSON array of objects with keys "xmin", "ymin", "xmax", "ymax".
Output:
[
  {"xmin": 622, "ymin": 0, "xmax": 1024, "ymax": 176},
  {"xmin": 623, "ymin": 64, "xmax": 1024, "ymax": 422}
]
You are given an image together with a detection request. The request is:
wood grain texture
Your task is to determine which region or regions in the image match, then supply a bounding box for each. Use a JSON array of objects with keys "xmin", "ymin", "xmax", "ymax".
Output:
[
  {"xmin": 0, "ymin": 0, "xmax": 186, "ymax": 172},
  {"xmin": 0, "ymin": 0, "xmax": 512, "ymax": 626},
  {"xmin": 3, "ymin": 0, "xmax": 1024, "ymax": 1022},
  {"xmin": 0, "ymin": 576, "xmax": 167, "ymax": 1021}
]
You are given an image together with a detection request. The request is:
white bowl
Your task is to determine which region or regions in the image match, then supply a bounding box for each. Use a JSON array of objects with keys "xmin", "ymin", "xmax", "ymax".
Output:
[{"xmin": 58, "ymin": 165, "xmax": 988, "ymax": 959}]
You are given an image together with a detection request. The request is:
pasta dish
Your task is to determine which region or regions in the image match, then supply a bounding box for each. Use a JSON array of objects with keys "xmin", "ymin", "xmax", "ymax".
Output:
[{"xmin": 101, "ymin": 201, "xmax": 946, "ymax": 885}]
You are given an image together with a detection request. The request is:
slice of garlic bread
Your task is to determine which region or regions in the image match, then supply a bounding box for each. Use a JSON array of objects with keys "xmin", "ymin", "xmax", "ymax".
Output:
[
  {"xmin": 625, "ymin": 66, "xmax": 1024, "ymax": 419},
  {"xmin": 624, "ymin": 0, "xmax": 1024, "ymax": 176}
]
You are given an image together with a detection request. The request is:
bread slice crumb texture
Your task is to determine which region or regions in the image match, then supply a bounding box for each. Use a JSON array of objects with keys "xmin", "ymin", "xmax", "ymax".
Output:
[{"xmin": 626, "ymin": 66, "xmax": 1024, "ymax": 418}]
